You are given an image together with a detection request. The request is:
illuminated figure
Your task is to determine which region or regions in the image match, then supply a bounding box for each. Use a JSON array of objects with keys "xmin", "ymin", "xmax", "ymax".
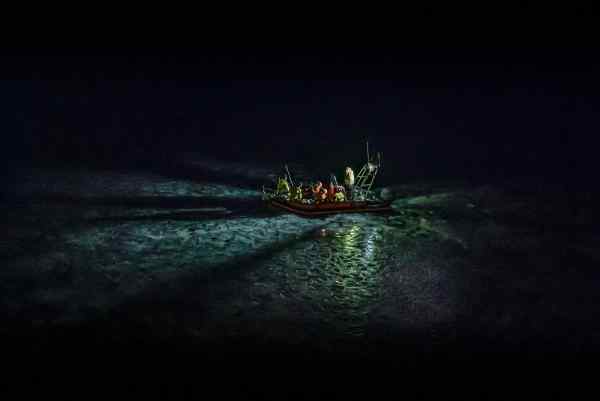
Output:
[
  {"xmin": 344, "ymin": 166, "xmax": 355, "ymax": 199},
  {"xmin": 276, "ymin": 177, "xmax": 290, "ymax": 198},
  {"xmin": 292, "ymin": 184, "xmax": 303, "ymax": 201},
  {"xmin": 334, "ymin": 183, "xmax": 346, "ymax": 201}
]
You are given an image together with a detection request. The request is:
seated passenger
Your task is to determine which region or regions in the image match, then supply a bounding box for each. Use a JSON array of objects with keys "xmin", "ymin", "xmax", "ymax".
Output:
[
  {"xmin": 312, "ymin": 181, "xmax": 323, "ymax": 200},
  {"xmin": 327, "ymin": 182, "xmax": 336, "ymax": 202},
  {"xmin": 319, "ymin": 186, "xmax": 328, "ymax": 202},
  {"xmin": 292, "ymin": 185, "xmax": 303, "ymax": 201}
]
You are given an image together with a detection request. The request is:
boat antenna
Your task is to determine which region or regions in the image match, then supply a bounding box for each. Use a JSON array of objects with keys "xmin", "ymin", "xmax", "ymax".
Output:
[
  {"xmin": 284, "ymin": 164, "xmax": 295, "ymax": 187},
  {"xmin": 366, "ymin": 140, "xmax": 370, "ymax": 163}
]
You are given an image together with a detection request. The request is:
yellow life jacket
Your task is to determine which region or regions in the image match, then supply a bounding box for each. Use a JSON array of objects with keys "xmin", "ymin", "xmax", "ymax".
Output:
[{"xmin": 277, "ymin": 178, "xmax": 290, "ymax": 194}]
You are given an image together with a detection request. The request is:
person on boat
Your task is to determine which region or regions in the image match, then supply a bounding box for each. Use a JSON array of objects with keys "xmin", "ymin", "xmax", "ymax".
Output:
[
  {"xmin": 312, "ymin": 181, "xmax": 322, "ymax": 198},
  {"xmin": 319, "ymin": 186, "xmax": 328, "ymax": 202},
  {"xmin": 276, "ymin": 177, "xmax": 290, "ymax": 199},
  {"xmin": 313, "ymin": 181, "xmax": 328, "ymax": 203},
  {"xmin": 344, "ymin": 166, "xmax": 355, "ymax": 200},
  {"xmin": 292, "ymin": 184, "xmax": 303, "ymax": 201},
  {"xmin": 301, "ymin": 183, "xmax": 312, "ymax": 200},
  {"xmin": 327, "ymin": 182, "xmax": 336, "ymax": 202},
  {"xmin": 334, "ymin": 184, "xmax": 345, "ymax": 202}
]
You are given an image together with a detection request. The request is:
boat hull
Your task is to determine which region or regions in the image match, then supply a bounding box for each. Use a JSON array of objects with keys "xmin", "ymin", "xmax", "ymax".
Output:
[{"xmin": 268, "ymin": 198, "xmax": 392, "ymax": 216}]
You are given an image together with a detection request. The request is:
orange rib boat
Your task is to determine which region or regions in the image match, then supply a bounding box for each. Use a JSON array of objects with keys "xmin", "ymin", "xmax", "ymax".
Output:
[{"xmin": 264, "ymin": 141, "xmax": 391, "ymax": 216}]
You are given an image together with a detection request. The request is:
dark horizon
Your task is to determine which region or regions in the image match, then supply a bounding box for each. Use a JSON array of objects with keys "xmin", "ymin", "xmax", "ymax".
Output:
[{"xmin": 3, "ymin": 48, "xmax": 599, "ymax": 186}]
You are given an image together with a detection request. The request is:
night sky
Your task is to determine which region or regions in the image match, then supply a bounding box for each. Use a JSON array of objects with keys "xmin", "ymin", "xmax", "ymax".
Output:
[{"xmin": 3, "ymin": 48, "xmax": 599, "ymax": 186}]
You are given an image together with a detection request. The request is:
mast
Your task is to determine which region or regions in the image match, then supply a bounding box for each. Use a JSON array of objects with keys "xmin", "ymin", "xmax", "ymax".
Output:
[{"xmin": 284, "ymin": 164, "xmax": 295, "ymax": 187}]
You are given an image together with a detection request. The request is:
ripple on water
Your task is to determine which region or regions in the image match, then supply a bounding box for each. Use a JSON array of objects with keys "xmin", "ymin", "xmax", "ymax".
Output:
[
  {"xmin": 256, "ymin": 221, "xmax": 391, "ymax": 335},
  {"xmin": 237, "ymin": 213, "xmax": 462, "ymax": 339}
]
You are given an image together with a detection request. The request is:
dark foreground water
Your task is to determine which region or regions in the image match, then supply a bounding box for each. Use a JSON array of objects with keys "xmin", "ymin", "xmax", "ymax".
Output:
[{"xmin": 2, "ymin": 159, "xmax": 600, "ymax": 398}]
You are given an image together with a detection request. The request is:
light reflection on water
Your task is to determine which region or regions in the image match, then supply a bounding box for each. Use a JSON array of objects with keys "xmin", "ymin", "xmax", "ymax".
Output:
[
  {"xmin": 328, "ymin": 224, "xmax": 380, "ymax": 308},
  {"xmin": 248, "ymin": 214, "xmax": 460, "ymax": 338},
  {"xmin": 262, "ymin": 221, "xmax": 388, "ymax": 335}
]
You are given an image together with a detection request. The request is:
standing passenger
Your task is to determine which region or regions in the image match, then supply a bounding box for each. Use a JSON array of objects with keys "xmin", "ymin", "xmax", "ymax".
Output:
[{"xmin": 344, "ymin": 167, "xmax": 355, "ymax": 200}]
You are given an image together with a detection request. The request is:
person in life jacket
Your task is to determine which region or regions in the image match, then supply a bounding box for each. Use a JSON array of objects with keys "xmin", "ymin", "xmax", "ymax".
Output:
[
  {"xmin": 292, "ymin": 184, "xmax": 303, "ymax": 201},
  {"xmin": 319, "ymin": 186, "xmax": 328, "ymax": 202},
  {"xmin": 276, "ymin": 177, "xmax": 290, "ymax": 198},
  {"xmin": 327, "ymin": 182, "xmax": 336, "ymax": 202},
  {"xmin": 312, "ymin": 181, "xmax": 323, "ymax": 202},
  {"xmin": 301, "ymin": 182, "xmax": 312, "ymax": 200},
  {"xmin": 334, "ymin": 185, "xmax": 346, "ymax": 202}
]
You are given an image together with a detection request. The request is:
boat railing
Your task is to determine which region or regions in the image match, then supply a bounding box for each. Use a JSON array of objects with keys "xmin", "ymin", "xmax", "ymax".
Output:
[{"xmin": 262, "ymin": 185, "xmax": 276, "ymax": 200}]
